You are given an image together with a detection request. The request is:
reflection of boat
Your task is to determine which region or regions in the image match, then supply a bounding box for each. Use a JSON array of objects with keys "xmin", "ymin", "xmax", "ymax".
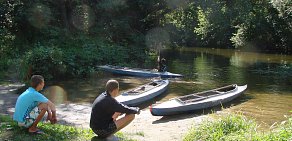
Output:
[
  {"xmin": 150, "ymin": 84, "xmax": 247, "ymax": 116},
  {"xmin": 116, "ymin": 80, "xmax": 169, "ymax": 106},
  {"xmin": 97, "ymin": 65, "xmax": 183, "ymax": 78}
]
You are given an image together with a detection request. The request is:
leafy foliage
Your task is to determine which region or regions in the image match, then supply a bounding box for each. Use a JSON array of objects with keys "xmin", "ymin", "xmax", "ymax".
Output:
[
  {"xmin": 22, "ymin": 44, "xmax": 65, "ymax": 80},
  {"xmin": 163, "ymin": 0, "xmax": 291, "ymax": 53},
  {"xmin": 0, "ymin": 0, "xmax": 291, "ymax": 80}
]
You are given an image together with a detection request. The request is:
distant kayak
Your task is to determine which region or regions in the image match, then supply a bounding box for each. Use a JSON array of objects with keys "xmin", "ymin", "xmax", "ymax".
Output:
[
  {"xmin": 150, "ymin": 84, "xmax": 247, "ymax": 116},
  {"xmin": 97, "ymin": 65, "xmax": 183, "ymax": 78},
  {"xmin": 116, "ymin": 79, "xmax": 169, "ymax": 106}
]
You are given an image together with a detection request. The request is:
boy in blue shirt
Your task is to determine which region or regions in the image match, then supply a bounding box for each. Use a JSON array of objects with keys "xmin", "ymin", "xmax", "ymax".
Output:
[{"xmin": 13, "ymin": 75, "xmax": 57, "ymax": 134}]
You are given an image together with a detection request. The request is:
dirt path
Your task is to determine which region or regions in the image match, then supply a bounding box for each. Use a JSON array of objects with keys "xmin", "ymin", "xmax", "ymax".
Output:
[
  {"xmin": 55, "ymin": 103, "xmax": 208, "ymax": 141},
  {"xmin": 0, "ymin": 83, "xmax": 209, "ymax": 141}
]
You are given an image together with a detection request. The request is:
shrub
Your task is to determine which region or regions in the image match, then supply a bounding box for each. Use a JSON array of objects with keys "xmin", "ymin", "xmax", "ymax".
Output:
[{"xmin": 22, "ymin": 44, "xmax": 65, "ymax": 80}]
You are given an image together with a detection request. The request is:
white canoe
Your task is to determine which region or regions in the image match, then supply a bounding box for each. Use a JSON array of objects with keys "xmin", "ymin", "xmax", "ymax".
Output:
[
  {"xmin": 116, "ymin": 79, "xmax": 169, "ymax": 106},
  {"xmin": 150, "ymin": 84, "xmax": 247, "ymax": 116}
]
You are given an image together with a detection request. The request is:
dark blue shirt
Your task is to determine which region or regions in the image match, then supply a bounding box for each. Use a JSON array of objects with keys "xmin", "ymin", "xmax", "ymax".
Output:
[{"xmin": 90, "ymin": 91, "xmax": 139, "ymax": 130}]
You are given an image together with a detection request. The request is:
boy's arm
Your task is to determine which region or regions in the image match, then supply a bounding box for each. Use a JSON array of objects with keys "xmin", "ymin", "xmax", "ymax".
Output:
[
  {"xmin": 112, "ymin": 100, "xmax": 140, "ymax": 114},
  {"xmin": 47, "ymin": 100, "xmax": 57, "ymax": 124}
]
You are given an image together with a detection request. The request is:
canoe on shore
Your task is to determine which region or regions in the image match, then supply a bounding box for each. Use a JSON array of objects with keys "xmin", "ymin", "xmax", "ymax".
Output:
[
  {"xmin": 97, "ymin": 65, "xmax": 183, "ymax": 78},
  {"xmin": 116, "ymin": 80, "xmax": 169, "ymax": 106},
  {"xmin": 150, "ymin": 84, "xmax": 247, "ymax": 116}
]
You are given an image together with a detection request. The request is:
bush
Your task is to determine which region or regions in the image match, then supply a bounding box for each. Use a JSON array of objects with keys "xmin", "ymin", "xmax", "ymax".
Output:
[
  {"xmin": 22, "ymin": 44, "xmax": 65, "ymax": 80},
  {"xmin": 62, "ymin": 44, "xmax": 101, "ymax": 77}
]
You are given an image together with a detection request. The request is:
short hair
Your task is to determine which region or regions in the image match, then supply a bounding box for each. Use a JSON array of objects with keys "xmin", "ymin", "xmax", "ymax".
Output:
[
  {"xmin": 106, "ymin": 79, "xmax": 119, "ymax": 93},
  {"xmin": 31, "ymin": 75, "xmax": 44, "ymax": 88}
]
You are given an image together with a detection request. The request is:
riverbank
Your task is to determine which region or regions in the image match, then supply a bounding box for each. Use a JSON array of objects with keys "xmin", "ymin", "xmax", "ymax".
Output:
[{"xmin": 0, "ymin": 83, "xmax": 209, "ymax": 141}]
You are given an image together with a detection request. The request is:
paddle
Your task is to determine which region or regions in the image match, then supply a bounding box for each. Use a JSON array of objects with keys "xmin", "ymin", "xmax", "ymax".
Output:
[
  {"xmin": 148, "ymin": 77, "xmax": 203, "ymax": 85},
  {"xmin": 169, "ymin": 80, "xmax": 203, "ymax": 85}
]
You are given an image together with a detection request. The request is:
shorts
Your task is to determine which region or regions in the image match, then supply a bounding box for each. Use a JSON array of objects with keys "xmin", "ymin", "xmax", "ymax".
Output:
[
  {"xmin": 92, "ymin": 122, "xmax": 117, "ymax": 138},
  {"xmin": 18, "ymin": 107, "xmax": 46, "ymax": 128}
]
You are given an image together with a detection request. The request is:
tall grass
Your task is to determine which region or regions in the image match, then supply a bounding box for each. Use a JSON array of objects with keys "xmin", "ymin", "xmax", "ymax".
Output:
[{"xmin": 184, "ymin": 113, "xmax": 292, "ymax": 141}]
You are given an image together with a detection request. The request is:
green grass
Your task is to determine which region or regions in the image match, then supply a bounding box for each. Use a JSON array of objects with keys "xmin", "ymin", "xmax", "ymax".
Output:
[
  {"xmin": 0, "ymin": 115, "xmax": 136, "ymax": 141},
  {"xmin": 183, "ymin": 113, "xmax": 292, "ymax": 141}
]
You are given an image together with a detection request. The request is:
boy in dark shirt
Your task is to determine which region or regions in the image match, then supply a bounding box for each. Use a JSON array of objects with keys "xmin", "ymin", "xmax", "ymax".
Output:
[{"xmin": 90, "ymin": 79, "xmax": 140, "ymax": 138}]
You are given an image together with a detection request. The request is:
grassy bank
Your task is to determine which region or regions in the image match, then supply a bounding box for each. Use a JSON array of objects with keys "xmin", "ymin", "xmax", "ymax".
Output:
[
  {"xmin": 184, "ymin": 113, "xmax": 292, "ymax": 141},
  {"xmin": 0, "ymin": 115, "xmax": 135, "ymax": 141}
]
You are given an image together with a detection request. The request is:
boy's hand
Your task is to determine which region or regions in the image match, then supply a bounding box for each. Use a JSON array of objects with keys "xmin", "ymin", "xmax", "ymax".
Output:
[
  {"xmin": 50, "ymin": 111, "xmax": 57, "ymax": 124},
  {"xmin": 46, "ymin": 110, "xmax": 52, "ymax": 121},
  {"xmin": 50, "ymin": 117, "xmax": 57, "ymax": 124},
  {"xmin": 112, "ymin": 112, "xmax": 121, "ymax": 121}
]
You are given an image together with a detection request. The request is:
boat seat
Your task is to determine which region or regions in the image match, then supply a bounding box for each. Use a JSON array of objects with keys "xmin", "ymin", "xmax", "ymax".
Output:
[
  {"xmin": 122, "ymin": 81, "xmax": 163, "ymax": 95},
  {"xmin": 176, "ymin": 94, "xmax": 205, "ymax": 104}
]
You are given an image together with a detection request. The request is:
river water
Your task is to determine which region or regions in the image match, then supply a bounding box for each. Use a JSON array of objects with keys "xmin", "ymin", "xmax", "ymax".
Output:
[{"xmin": 43, "ymin": 47, "xmax": 292, "ymax": 127}]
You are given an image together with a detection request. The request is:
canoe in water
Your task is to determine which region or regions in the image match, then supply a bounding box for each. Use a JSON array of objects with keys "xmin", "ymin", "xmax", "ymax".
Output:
[
  {"xmin": 116, "ymin": 80, "xmax": 169, "ymax": 106},
  {"xmin": 97, "ymin": 65, "xmax": 183, "ymax": 78},
  {"xmin": 150, "ymin": 84, "xmax": 247, "ymax": 116}
]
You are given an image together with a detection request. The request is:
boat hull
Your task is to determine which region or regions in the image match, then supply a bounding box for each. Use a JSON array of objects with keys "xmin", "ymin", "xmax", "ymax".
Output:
[
  {"xmin": 151, "ymin": 84, "xmax": 247, "ymax": 116},
  {"xmin": 98, "ymin": 65, "xmax": 183, "ymax": 78},
  {"xmin": 116, "ymin": 80, "xmax": 169, "ymax": 106}
]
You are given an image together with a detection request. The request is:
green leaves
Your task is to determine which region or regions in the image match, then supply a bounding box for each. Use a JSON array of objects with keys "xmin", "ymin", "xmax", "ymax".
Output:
[{"xmin": 23, "ymin": 44, "xmax": 64, "ymax": 80}]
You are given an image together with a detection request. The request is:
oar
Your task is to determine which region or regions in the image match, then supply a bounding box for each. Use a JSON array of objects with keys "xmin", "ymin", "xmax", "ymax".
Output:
[
  {"xmin": 169, "ymin": 79, "xmax": 204, "ymax": 85},
  {"xmin": 147, "ymin": 77, "xmax": 203, "ymax": 85}
]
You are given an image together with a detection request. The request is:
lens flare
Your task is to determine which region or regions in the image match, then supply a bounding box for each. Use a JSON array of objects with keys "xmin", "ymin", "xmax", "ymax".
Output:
[
  {"xmin": 99, "ymin": 0, "xmax": 127, "ymax": 12},
  {"xmin": 27, "ymin": 4, "xmax": 51, "ymax": 29},
  {"xmin": 166, "ymin": 0, "xmax": 190, "ymax": 9},
  {"xmin": 145, "ymin": 27, "xmax": 170, "ymax": 50},
  {"xmin": 43, "ymin": 86, "xmax": 68, "ymax": 105},
  {"xmin": 72, "ymin": 4, "xmax": 96, "ymax": 32}
]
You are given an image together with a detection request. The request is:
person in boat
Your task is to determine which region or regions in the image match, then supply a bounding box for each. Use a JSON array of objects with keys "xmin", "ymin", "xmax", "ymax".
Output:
[
  {"xmin": 13, "ymin": 75, "xmax": 57, "ymax": 134},
  {"xmin": 157, "ymin": 56, "xmax": 167, "ymax": 72},
  {"xmin": 90, "ymin": 79, "xmax": 140, "ymax": 138}
]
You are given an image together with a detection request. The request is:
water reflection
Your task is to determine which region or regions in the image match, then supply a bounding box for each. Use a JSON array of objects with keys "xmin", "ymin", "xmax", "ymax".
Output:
[
  {"xmin": 162, "ymin": 48, "xmax": 292, "ymax": 127},
  {"xmin": 47, "ymin": 47, "xmax": 292, "ymax": 128}
]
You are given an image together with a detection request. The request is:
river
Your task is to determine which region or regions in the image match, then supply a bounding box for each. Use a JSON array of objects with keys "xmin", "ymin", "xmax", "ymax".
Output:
[{"xmin": 43, "ymin": 47, "xmax": 292, "ymax": 127}]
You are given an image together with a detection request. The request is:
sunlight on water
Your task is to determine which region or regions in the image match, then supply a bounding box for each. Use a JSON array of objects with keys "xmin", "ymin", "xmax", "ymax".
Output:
[
  {"xmin": 47, "ymin": 47, "xmax": 292, "ymax": 127},
  {"xmin": 226, "ymin": 92, "xmax": 292, "ymax": 129}
]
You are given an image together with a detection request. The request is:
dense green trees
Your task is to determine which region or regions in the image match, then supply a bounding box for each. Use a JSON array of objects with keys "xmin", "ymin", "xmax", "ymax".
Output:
[
  {"xmin": 163, "ymin": 0, "xmax": 291, "ymax": 53},
  {"xmin": 1, "ymin": 0, "xmax": 291, "ymax": 80}
]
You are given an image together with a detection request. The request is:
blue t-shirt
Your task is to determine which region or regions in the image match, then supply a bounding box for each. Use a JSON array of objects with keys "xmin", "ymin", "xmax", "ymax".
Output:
[{"xmin": 13, "ymin": 87, "xmax": 49, "ymax": 122}]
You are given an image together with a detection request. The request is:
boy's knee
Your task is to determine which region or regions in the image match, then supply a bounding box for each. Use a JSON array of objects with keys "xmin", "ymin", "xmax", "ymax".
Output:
[{"xmin": 38, "ymin": 103, "xmax": 48, "ymax": 111}]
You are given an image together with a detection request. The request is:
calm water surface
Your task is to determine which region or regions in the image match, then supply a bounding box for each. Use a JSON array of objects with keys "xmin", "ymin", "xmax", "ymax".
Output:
[{"xmin": 44, "ymin": 48, "xmax": 292, "ymax": 127}]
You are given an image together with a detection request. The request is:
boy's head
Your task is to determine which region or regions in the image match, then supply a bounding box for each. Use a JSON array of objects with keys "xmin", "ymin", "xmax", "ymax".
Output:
[
  {"xmin": 31, "ymin": 75, "xmax": 45, "ymax": 90},
  {"xmin": 106, "ymin": 80, "xmax": 119, "ymax": 96}
]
